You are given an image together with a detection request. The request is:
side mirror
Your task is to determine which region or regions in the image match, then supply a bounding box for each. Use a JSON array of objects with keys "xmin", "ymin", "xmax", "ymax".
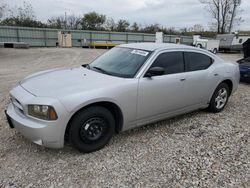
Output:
[{"xmin": 145, "ymin": 67, "xmax": 165, "ymax": 77}]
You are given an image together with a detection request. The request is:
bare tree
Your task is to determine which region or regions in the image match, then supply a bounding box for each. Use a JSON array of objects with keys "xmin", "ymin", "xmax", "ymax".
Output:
[
  {"xmin": 47, "ymin": 14, "xmax": 81, "ymax": 29},
  {"xmin": 228, "ymin": 0, "xmax": 242, "ymax": 33},
  {"xmin": 67, "ymin": 14, "xmax": 81, "ymax": 29},
  {"xmin": 200, "ymin": 0, "xmax": 242, "ymax": 33},
  {"xmin": 0, "ymin": 0, "xmax": 7, "ymax": 19},
  {"xmin": 47, "ymin": 16, "xmax": 65, "ymax": 29},
  {"xmin": 104, "ymin": 18, "xmax": 116, "ymax": 31},
  {"xmin": 222, "ymin": 0, "xmax": 236, "ymax": 33}
]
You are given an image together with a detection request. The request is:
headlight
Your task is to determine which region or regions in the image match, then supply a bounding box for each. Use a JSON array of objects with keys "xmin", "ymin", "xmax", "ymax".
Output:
[{"xmin": 28, "ymin": 105, "xmax": 58, "ymax": 120}]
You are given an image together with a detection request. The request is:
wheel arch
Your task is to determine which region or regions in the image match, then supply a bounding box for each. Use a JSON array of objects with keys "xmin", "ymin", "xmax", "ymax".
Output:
[
  {"xmin": 196, "ymin": 43, "xmax": 203, "ymax": 48},
  {"xmin": 208, "ymin": 79, "xmax": 233, "ymax": 104},
  {"xmin": 221, "ymin": 79, "xmax": 233, "ymax": 96},
  {"xmin": 64, "ymin": 101, "xmax": 124, "ymax": 142}
]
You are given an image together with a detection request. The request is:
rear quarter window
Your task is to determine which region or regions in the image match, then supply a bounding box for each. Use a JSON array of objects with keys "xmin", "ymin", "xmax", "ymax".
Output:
[{"xmin": 184, "ymin": 52, "xmax": 213, "ymax": 72}]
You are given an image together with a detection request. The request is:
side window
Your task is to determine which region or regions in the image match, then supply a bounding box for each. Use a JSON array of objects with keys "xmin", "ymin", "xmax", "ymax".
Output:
[
  {"xmin": 184, "ymin": 52, "xmax": 213, "ymax": 72},
  {"xmin": 150, "ymin": 52, "xmax": 184, "ymax": 75}
]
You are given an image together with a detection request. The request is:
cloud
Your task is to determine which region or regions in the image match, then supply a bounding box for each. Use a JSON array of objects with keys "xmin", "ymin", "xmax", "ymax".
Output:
[{"xmin": 9, "ymin": 0, "xmax": 250, "ymax": 30}]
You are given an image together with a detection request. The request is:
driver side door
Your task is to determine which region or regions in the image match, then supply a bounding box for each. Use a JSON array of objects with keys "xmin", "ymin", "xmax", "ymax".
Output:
[{"xmin": 137, "ymin": 51, "xmax": 188, "ymax": 125}]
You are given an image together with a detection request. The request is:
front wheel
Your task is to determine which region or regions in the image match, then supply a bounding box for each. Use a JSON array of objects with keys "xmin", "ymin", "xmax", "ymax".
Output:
[
  {"xmin": 69, "ymin": 106, "xmax": 115, "ymax": 153},
  {"xmin": 208, "ymin": 83, "xmax": 229, "ymax": 113}
]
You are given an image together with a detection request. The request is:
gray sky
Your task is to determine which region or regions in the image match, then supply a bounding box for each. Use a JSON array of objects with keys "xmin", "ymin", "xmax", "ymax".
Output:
[{"xmin": 10, "ymin": 0, "xmax": 250, "ymax": 30}]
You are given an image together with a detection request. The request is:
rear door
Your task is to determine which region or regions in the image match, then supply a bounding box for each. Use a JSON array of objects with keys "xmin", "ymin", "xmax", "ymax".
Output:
[{"xmin": 182, "ymin": 51, "xmax": 215, "ymax": 106}]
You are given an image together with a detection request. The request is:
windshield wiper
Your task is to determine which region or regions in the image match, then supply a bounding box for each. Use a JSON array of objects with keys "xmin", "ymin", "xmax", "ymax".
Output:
[{"xmin": 92, "ymin": 66, "xmax": 111, "ymax": 75}]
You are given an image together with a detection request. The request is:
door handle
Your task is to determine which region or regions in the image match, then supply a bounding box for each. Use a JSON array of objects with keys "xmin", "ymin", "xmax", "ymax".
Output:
[
  {"xmin": 214, "ymin": 73, "xmax": 219, "ymax": 76},
  {"xmin": 180, "ymin": 78, "xmax": 186, "ymax": 81}
]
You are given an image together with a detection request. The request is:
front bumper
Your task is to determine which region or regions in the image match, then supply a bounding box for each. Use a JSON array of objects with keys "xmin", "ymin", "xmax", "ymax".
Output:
[
  {"xmin": 6, "ymin": 103, "xmax": 64, "ymax": 148},
  {"xmin": 5, "ymin": 110, "xmax": 14, "ymax": 129},
  {"xmin": 5, "ymin": 85, "xmax": 69, "ymax": 149}
]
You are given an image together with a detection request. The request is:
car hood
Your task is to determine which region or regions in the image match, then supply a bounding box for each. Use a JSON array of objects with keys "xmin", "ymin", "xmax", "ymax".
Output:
[{"xmin": 20, "ymin": 67, "xmax": 122, "ymax": 98}]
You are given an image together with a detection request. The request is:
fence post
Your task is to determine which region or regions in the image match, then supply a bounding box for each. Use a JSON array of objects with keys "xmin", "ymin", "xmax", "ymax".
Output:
[
  {"xmin": 44, "ymin": 29, "xmax": 47, "ymax": 47},
  {"xmin": 16, "ymin": 27, "xmax": 20, "ymax": 42},
  {"xmin": 126, "ymin": 32, "xmax": 128, "ymax": 43},
  {"xmin": 108, "ymin": 32, "xmax": 111, "ymax": 41},
  {"xmin": 142, "ymin": 34, "xmax": 144, "ymax": 42},
  {"xmin": 89, "ymin": 31, "xmax": 92, "ymax": 48}
]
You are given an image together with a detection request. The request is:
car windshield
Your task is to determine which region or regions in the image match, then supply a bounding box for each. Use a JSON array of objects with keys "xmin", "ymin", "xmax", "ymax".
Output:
[{"xmin": 89, "ymin": 47, "xmax": 152, "ymax": 78}]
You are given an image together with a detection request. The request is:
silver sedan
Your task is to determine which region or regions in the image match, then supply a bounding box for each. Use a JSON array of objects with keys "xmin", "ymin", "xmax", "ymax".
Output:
[{"xmin": 5, "ymin": 43, "xmax": 240, "ymax": 152}]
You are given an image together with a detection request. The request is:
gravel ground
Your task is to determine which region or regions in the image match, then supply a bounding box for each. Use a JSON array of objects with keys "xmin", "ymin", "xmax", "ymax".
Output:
[{"xmin": 0, "ymin": 48, "xmax": 249, "ymax": 187}]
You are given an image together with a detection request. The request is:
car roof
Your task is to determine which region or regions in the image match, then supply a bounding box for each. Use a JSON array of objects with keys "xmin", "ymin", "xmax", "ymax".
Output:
[{"xmin": 119, "ymin": 42, "xmax": 197, "ymax": 52}]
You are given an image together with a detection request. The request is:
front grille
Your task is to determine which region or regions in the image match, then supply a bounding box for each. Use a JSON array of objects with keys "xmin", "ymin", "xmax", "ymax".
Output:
[{"xmin": 10, "ymin": 96, "xmax": 24, "ymax": 114}]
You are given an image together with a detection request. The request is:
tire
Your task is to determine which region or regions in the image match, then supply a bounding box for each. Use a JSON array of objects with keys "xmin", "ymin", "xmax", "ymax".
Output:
[
  {"xmin": 69, "ymin": 106, "xmax": 115, "ymax": 153},
  {"xmin": 208, "ymin": 83, "xmax": 230, "ymax": 113},
  {"xmin": 212, "ymin": 48, "xmax": 218, "ymax": 54}
]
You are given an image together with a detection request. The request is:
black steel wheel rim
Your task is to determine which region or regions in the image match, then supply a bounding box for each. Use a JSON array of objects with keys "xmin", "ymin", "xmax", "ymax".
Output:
[{"xmin": 79, "ymin": 117, "xmax": 107, "ymax": 143}]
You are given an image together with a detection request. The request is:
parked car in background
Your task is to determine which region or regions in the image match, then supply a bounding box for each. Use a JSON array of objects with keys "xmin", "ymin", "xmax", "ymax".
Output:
[
  {"xmin": 238, "ymin": 60, "xmax": 250, "ymax": 82},
  {"xmin": 237, "ymin": 39, "xmax": 250, "ymax": 82},
  {"xmin": 5, "ymin": 43, "xmax": 240, "ymax": 153},
  {"xmin": 216, "ymin": 33, "xmax": 250, "ymax": 52},
  {"xmin": 193, "ymin": 35, "xmax": 220, "ymax": 54}
]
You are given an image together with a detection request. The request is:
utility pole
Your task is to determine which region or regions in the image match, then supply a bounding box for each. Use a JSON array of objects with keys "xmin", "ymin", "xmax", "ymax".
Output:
[{"xmin": 64, "ymin": 12, "xmax": 67, "ymax": 30}]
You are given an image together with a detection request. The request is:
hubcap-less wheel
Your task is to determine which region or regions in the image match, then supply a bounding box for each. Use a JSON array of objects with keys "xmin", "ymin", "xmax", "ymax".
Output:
[
  {"xmin": 215, "ymin": 88, "xmax": 228, "ymax": 109},
  {"xmin": 80, "ymin": 117, "xmax": 107, "ymax": 143},
  {"xmin": 69, "ymin": 106, "xmax": 115, "ymax": 153}
]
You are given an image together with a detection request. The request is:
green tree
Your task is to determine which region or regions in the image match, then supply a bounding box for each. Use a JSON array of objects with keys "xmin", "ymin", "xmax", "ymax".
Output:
[
  {"xmin": 81, "ymin": 11, "xmax": 106, "ymax": 30},
  {"xmin": 47, "ymin": 16, "xmax": 65, "ymax": 29},
  {"xmin": 47, "ymin": 14, "xmax": 81, "ymax": 29},
  {"xmin": 1, "ymin": 17, "xmax": 45, "ymax": 27},
  {"xmin": 142, "ymin": 24, "xmax": 161, "ymax": 33},
  {"xmin": 0, "ymin": 1, "xmax": 45, "ymax": 27},
  {"xmin": 130, "ymin": 22, "xmax": 139, "ymax": 32},
  {"xmin": 105, "ymin": 18, "xmax": 116, "ymax": 31},
  {"xmin": 116, "ymin": 19, "xmax": 130, "ymax": 32}
]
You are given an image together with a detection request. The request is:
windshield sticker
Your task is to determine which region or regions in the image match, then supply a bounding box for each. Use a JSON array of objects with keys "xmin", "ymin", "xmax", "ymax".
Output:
[{"xmin": 131, "ymin": 50, "xmax": 149, "ymax": 56}]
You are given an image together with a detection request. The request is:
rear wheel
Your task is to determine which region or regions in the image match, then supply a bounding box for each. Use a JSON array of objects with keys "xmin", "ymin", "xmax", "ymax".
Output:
[
  {"xmin": 69, "ymin": 106, "xmax": 115, "ymax": 153},
  {"xmin": 208, "ymin": 83, "xmax": 229, "ymax": 113}
]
